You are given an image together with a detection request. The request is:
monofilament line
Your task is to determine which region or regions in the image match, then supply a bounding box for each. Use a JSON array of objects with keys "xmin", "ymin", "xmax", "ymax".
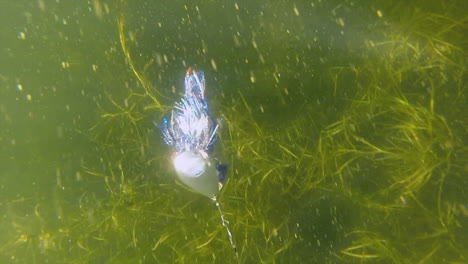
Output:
[{"xmin": 212, "ymin": 196, "xmax": 238, "ymax": 259}]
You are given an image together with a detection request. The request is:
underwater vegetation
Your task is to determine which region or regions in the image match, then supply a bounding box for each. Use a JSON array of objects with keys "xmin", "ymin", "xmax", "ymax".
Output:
[{"xmin": 1, "ymin": 0, "xmax": 466, "ymax": 263}]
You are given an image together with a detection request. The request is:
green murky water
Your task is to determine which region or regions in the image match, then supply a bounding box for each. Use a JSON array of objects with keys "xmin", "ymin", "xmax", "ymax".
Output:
[{"xmin": 1, "ymin": 0, "xmax": 466, "ymax": 263}]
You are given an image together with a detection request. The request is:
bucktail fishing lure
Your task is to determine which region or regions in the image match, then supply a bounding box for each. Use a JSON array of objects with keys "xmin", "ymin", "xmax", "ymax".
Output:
[{"xmin": 158, "ymin": 68, "xmax": 237, "ymax": 256}]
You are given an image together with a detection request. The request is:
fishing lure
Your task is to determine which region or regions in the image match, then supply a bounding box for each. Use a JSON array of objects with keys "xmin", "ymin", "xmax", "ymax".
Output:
[
  {"xmin": 159, "ymin": 68, "xmax": 237, "ymax": 256},
  {"xmin": 159, "ymin": 67, "xmax": 227, "ymax": 198}
]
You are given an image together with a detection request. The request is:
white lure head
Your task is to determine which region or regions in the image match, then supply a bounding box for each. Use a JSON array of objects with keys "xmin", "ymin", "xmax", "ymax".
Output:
[{"xmin": 173, "ymin": 151, "xmax": 219, "ymax": 198}]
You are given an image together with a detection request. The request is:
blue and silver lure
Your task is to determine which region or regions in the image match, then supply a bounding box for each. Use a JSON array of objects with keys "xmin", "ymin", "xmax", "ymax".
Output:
[
  {"xmin": 159, "ymin": 68, "xmax": 227, "ymax": 198},
  {"xmin": 159, "ymin": 69, "xmax": 237, "ymax": 255}
]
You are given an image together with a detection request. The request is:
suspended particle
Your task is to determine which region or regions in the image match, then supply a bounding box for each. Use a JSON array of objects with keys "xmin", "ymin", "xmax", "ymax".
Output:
[
  {"xmin": 273, "ymin": 73, "xmax": 280, "ymax": 83},
  {"xmin": 251, "ymin": 40, "xmax": 258, "ymax": 49},
  {"xmin": 93, "ymin": 0, "xmax": 104, "ymax": 19},
  {"xmin": 210, "ymin": 59, "xmax": 218, "ymax": 71},
  {"xmin": 76, "ymin": 171, "xmax": 82, "ymax": 181},
  {"xmin": 56, "ymin": 126, "xmax": 63, "ymax": 139},
  {"xmin": 56, "ymin": 167, "xmax": 63, "ymax": 187},
  {"xmin": 37, "ymin": 0, "xmax": 45, "ymax": 11},
  {"xmin": 18, "ymin": 31, "xmax": 26, "ymax": 40},
  {"xmin": 259, "ymin": 54, "xmax": 265, "ymax": 64},
  {"xmin": 233, "ymin": 35, "xmax": 240, "ymax": 47},
  {"xmin": 155, "ymin": 53, "xmax": 163, "ymax": 66},
  {"xmin": 293, "ymin": 6, "xmax": 300, "ymax": 16},
  {"xmin": 337, "ymin": 18, "xmax": 345, "ymax": 27},
  {"xmin": 249, "ymin": 71, "xmax": 256, "ymax": 83}
]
